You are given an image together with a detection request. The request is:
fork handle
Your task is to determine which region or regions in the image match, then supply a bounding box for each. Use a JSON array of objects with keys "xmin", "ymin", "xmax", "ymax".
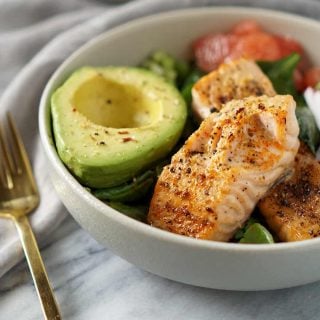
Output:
[{"xmin": 14, "ymin": 215, "xmax": 61, "ymax": 320}]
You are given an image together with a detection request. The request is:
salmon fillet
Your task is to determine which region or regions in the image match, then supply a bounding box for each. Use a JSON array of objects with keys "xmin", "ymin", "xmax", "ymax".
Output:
[
  {"xmin": 259, "ymin": 143, "xmax": 320, "ymax": 241},
  {"xmin": 192, "ymin": 58, "xmax": 276, "ymax": 122},
  {"xmin": 148, "ymin": 95, "xmax": 299, "ymax": 241}
]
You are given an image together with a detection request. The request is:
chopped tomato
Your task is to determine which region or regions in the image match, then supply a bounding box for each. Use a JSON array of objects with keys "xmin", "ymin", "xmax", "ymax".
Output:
[
  {"xmin": 275, "ymin": 35, "xmax": 309, "ymax": 70},
  {"xmin": 293, "ymin": 69, "xmax": 305, "ymax": 92},
  {"xmin": 231, "ymin": 20, "xmax": 262, "ymax": 35},
  {"xmin": 192, "ymin": 33, "xmax": 238, "ymax": 72},
  {"xmin": 229, "ymin": 32, "xmax": 282, "ymax": 61},
  {"xmin": 193, "ymin": 20, "xmax": 310, "ymax": 81},
  {"xmin": 275, "ymin": 36, "xmax": 304, "ymax": 57},
  {"xmin": 304, "ymin": 67, "xmax": 320, "ymax": 88}
]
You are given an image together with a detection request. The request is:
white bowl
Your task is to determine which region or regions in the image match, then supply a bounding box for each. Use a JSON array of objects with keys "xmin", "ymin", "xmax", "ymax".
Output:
[{"xmin": 39, "ymin": 7, "xmax": 320, "ymax": 291}]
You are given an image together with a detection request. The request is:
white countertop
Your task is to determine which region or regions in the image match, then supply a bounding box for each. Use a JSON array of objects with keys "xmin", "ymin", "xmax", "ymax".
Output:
[{"xmin": 1, "ymin": 215, "xmax": 320, "ymax": 320}]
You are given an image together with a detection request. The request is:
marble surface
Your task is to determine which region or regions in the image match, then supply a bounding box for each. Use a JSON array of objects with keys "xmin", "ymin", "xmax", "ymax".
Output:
[{"xmin": 1, "ymin": 214, "xmax": 320, "ymax": 320}]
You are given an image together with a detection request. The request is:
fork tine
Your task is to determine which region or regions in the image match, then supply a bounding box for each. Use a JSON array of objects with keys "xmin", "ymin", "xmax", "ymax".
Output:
[
  {"xmin": 6, "ymin": 113, "xmax": 38, "ymax": 194},
  {"xmin": 1, "ymin": 113, "xmax": 60, "ymax": 319},
  {"xmin": 0, "ymin": 118, "xmax": 14, "ymax": 189}
]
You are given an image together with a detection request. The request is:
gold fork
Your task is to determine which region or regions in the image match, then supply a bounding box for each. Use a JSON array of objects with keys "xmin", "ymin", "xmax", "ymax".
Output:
[{"xmin": 0, "ymin": 113, "xmax": 61, "ymax": 320}]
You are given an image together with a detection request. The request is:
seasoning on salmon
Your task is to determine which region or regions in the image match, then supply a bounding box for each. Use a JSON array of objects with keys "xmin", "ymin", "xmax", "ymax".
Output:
[
  {"xmin": 148, "ymin": 95, "xmax": 299, "ymax": 241},
  {"xmin": 259, "ymin": 143, "xmax": 320, "ymax": 241},
  {"xmin": 192, "ymin": 59, "xmax": 276, "ymax": 122}
]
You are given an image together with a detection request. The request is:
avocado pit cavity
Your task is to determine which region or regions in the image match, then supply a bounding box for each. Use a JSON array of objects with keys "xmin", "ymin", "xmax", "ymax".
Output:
[{"xmin": 72, "ymin": 74, "xmax": 161, "ymax": 128}]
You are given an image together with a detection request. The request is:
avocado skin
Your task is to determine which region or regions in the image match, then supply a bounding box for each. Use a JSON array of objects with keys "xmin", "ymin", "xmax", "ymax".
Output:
[{"xmin": 51, "ymin": 67, "xmax": 187, "ymax": 188}]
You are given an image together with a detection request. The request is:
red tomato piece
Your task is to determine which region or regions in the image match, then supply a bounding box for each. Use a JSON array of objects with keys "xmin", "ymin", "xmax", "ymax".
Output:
[
  {"xmin": 304, "ymin": 67, "xmax": 320, "ymax": 88},
  {"xmin": 294, "ymin": 69, "xmax": 305, "ymax": 92},
  {"xmin": 231, "ymin": 20, "xmax": 262, "ymax": 35},
  {"xmin": 275, "ymin": 36, "xmax": 304, "ymax": 57},
  {"xmin": 229, "ymin": 32, "xmax": 282, "ymax": 61},
  {"xmin": 192, "ymin": 21, "xmax": 310, "ymax": 74},
  {"xmin": 193, "ymin": 33, "xmax": 238, "ymax": 72},
  {"xmin": 275, "ymin": 35, "xmax": 309, "ymax": 70}
]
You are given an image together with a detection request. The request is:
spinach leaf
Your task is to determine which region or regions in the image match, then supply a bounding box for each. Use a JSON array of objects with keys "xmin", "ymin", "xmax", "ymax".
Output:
[
  {"xmin": 175, "ymin": 67, "xmax": 203, "ymax": 138},
  {"xmin": 257, "ymin": 53, "xmax": 303, "ymax": 104},
  {"xmin": 140, "ymin": 50, "xmax": 190, "ymax": 86},
  {"xmin": 239, "ymin": 223, "xmax": 274, "ymax": 244},
  {"xmin": 92, "ymin": 170, "xmax": 155, "ymax": 203},
  {"xmin": 258, "ymin": 54, "xmax": 320, "ymax": 153},
  {"xmin": 296, "ymin": 106, "xmax": 320, "ymax": 153},
  {"xmin": 180, "ymin": 68, "xmax": 204, "ymax": 106},
  {"xmin": 234, "ymin": 217, "xmax": 259, "ymax": 241}
]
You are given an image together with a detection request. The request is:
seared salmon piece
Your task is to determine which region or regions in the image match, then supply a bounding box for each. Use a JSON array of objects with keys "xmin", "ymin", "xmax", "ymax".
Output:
[
  {"xmin": 192, "ymin": 58, "xmax": 276, "ymax": 122},
  {"xmin": 259, "ymin": 143, "xmax": 320, "ymax": 241},
  {"xmin": 148, "ymin": 95, "xmax": 299, "ymax": 241}
]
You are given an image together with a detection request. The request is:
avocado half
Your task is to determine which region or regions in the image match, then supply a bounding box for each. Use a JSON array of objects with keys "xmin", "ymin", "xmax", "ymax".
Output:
[{"xmin": 51, "ymin": 67, "xmax": 187, "ymax": 188}]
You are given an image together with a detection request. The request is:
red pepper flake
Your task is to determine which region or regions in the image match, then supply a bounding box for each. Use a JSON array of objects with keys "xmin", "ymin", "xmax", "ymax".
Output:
[
  {"xmin": 122, "ymin": 137, "xmax": 135, "ymax": 143},
  {"xmin": 182, "ymin": 191, "xmax": 190, "ymax": 199},
  {"xmin": 218, "ymin": 95, "xmax": 228, "ymax": 104},
  {"xmin": 72, "ymin": 107, "xmax": 77, "ymax": 112},
  {"xmin": 236, "ymin": 107, "xmax": 244, "ymax": 115},
  {"xmin": 118, "ymin": 131, "xmax": 129, "ymax": 135}
]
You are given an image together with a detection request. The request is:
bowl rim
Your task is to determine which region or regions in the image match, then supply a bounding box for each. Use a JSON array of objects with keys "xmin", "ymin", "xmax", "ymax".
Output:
[{"xmin": 39, "ymin": 5, "xmax": 320, "ymax": 252}]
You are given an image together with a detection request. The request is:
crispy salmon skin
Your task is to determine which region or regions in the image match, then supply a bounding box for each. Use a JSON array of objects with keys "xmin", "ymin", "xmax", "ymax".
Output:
[
  {"xmin": 192, "ymin": 58, "xmax": 276, "ymax": 122},
  {"xmin": 259, "ymin": 143, "xmax": 320, "ymax": 241},
  {"xmin": 148, "ymin": 95, "xmax": 299, "ymax": 241}
]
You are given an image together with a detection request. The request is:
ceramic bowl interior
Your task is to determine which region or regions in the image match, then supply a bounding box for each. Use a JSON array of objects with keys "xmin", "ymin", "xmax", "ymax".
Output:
[{"xmin": 39, "ymin": 7, "xmax": 320, "ymax": 290}]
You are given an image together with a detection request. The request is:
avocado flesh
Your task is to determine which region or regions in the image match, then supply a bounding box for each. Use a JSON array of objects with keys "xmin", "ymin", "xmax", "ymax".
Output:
[{"xmin": 51, "ymin": 67, "xmax": 187, "ymax": 188}]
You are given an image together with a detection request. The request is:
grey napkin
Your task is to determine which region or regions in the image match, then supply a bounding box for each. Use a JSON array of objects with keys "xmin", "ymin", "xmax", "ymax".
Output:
[{"xmin": 1, "ymin": 0, "xmax": 320, "ymax": 278}]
